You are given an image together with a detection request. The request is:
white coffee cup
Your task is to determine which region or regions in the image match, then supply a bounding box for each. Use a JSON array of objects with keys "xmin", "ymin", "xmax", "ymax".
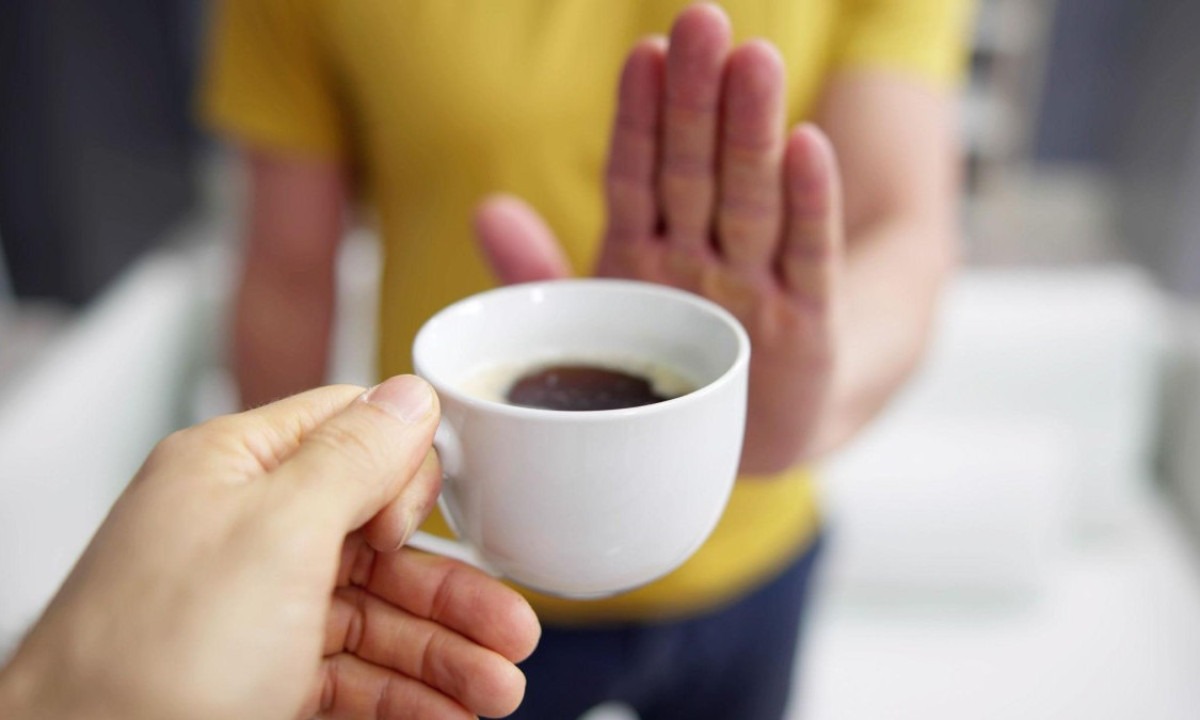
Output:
[{"xmin": 407, "ymin": 279, "xmax": 749, "ymax": 598}]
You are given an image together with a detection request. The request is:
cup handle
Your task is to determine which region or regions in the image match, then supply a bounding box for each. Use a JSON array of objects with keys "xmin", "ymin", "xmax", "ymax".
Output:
[
  {"xmin": 406, "ymin": 531, "xmax": 495, "ymax": 573},
  {"xmin": 404, "ymin": 423, "xmax": 500, "ymax": 577}
]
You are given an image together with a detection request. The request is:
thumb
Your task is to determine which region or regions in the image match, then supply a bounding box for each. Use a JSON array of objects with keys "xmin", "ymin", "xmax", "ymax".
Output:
[
  {"xmin": 271, "ymin": 375, "xmax": 440, "ymax": 533},
  {"xmin": 474, "ymin": 194, "xmax": 572, "ymax": 285}
]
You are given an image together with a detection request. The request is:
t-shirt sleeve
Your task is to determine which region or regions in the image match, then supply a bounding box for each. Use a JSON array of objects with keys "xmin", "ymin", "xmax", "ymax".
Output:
[
  {"xmin": 831, "ymin": 0, "xmax": 976, "ymax": 88},
  {"xmin": 199, "ymin": 0, "xmax": 347, "ymax": 159}
]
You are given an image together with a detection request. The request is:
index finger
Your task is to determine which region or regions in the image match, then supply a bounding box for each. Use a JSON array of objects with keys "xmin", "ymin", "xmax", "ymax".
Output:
[
  {"xmin": 181, "ymin": 384, "xmax": 368, "ymax": 482},
  {"xmin": 604, "ymin": 36, "xmax": 666, "ymax": 245}
]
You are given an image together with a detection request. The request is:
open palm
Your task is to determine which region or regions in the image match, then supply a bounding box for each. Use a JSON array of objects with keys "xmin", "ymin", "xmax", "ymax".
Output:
[{"xmin": 475, "ymin": 4, "xmax": 844, "ymax": 474}]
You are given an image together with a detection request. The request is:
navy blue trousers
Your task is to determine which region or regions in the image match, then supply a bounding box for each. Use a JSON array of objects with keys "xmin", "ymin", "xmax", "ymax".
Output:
[{"xmin": 510, "ymin": 536, "xmax": 823, "ymax": 720}]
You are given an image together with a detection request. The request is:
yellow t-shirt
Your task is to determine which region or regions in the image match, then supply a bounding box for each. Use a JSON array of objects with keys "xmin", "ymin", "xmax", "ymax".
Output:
[{"xmin": 203, "ymin": 0, "xmax": 970, "ymax": 624}]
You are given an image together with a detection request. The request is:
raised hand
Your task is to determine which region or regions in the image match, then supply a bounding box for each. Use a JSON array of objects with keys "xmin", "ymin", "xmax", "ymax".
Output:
[{"xmin": 475, "ymin": 3, "xmax": 844, "ymax": 474}]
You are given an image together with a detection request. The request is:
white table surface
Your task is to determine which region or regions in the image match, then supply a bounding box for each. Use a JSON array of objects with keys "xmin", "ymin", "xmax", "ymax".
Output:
[{"xmin": 796, "ymin": 496, "xmax": 1200, "ymax": 720}]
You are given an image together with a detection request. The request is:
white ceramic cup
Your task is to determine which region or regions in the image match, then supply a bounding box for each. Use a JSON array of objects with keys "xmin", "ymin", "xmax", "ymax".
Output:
[{"xmin": 407, "ymin": 279, "xmax": 749, "ymax": 598}]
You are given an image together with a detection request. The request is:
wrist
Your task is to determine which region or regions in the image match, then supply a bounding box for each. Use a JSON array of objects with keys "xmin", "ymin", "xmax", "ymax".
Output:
[
  {"xmin": 0, "ymin": 649, "xmax": 113, "ymax": 720},
  {"xmin": 0, "ymin": 655, "xmax": 39, "ymax": 720}
]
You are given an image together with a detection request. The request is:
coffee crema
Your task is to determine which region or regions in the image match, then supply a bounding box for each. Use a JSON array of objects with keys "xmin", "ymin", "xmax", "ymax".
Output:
[{"xmin": 506, "ymin": 364, "xmax": 674, "ymax": 411}]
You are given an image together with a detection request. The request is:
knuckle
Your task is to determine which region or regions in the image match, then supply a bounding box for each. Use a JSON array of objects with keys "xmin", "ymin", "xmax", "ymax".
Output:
[
  {"xmin": 151, "ymin": 428, "xmax": 194, "ymax": 457},
  {"xmin": 337, "ymin": 586, "xmax": 370, "ymax": 654},
  {"xmin": 659, "ymin": 181, "xmax": 714, "ymax": 228},
  {"xmin": 783, "ymin": 278, "xmax": 832, "ymax": 316},
  {"xmin": 785, "ymin": 236, "xmax": 833, "ymax": 263},
  {"xmin": 145, "ymin": 426, "xmax": 207, "ymax": 469},
  {"xmin": 605, "ymin": 161, "xmax": 651, "ymax": 189},
  {"xmin": 787, "ymin": 186, "xmax": 830, "ymax": 217},
  {"xmin": 666, "ymin": 93, "xmax": 719, "ymax": 118},
  {"xmin": 717, "ymin": 218, "xmax": 774, "ymax": 259},
  {"xmin": 719, "ymin": 192, "xmax": 780, "ymax": 222},
  {"xmin": 660, "ymin": 152, "xmax": 713, "ymax": 180},
  {"xmin": 723, "ymin": 129, "xmax": 779, "ymax": 157}
]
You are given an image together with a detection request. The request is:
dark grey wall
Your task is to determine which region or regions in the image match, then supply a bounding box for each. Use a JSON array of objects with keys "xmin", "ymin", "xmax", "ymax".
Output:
[
  {"xmin": 0, "ymin": 0, "xmax": 201, "ymax": 305},
  {"xmin": 1113, "ymin": 0, "xmax": 1200, "ymax": 297},
  {"xmin": 1035, "ymin": 0, "xmax": 1200, "ymax": 297},
  {"xmin": 1034, "ymin": 0, "xmax": 1143, "ymax": 165}
]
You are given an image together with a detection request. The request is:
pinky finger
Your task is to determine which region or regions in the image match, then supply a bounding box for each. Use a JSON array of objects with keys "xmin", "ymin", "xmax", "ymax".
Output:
[
  {"xmin": 779, "ymin": 123, "xmax": 843, "ymax": 307},
  {"xmin": 314, "ymin": 653, "xmax": 476, "ymax": 720}
]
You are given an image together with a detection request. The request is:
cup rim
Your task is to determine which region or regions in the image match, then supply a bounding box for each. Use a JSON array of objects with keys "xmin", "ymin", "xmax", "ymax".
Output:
[{"xmin": 412, "ymin": 278, "xmax": 750, "ymax": 421}]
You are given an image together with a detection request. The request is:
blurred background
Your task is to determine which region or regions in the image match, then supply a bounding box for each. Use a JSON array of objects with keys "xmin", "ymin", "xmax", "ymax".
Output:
[{"xmin": 2, "ymin": 1, "xmax": 1199, "ymax": 718}]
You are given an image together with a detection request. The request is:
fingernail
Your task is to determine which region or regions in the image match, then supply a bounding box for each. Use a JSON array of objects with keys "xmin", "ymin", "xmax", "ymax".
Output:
[
  {"xmin": 797, "ymin": 123, "xmax": 832, "ymax": 152},
  {"xmin": 644, "ymin": 34, "xmax": 667, "ymax": 50},
  {"xmin": 364, "ymin": 375, "xmax": 434, "ymax": 423},
  {"xmin": 393, "ymin": 511, "xmax": 420, "ymax": 552}
]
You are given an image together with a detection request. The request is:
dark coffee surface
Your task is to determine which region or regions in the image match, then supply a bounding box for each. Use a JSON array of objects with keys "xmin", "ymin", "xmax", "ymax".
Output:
[{"xmin": 506, "ymin": 364, "xmax": 673, "ymax": 411}]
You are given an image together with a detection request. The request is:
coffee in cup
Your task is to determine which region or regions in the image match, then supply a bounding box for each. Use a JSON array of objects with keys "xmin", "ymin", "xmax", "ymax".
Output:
[{"xmin": 461, "ymin": 356, "xmax": 697, "ymax": 411}]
